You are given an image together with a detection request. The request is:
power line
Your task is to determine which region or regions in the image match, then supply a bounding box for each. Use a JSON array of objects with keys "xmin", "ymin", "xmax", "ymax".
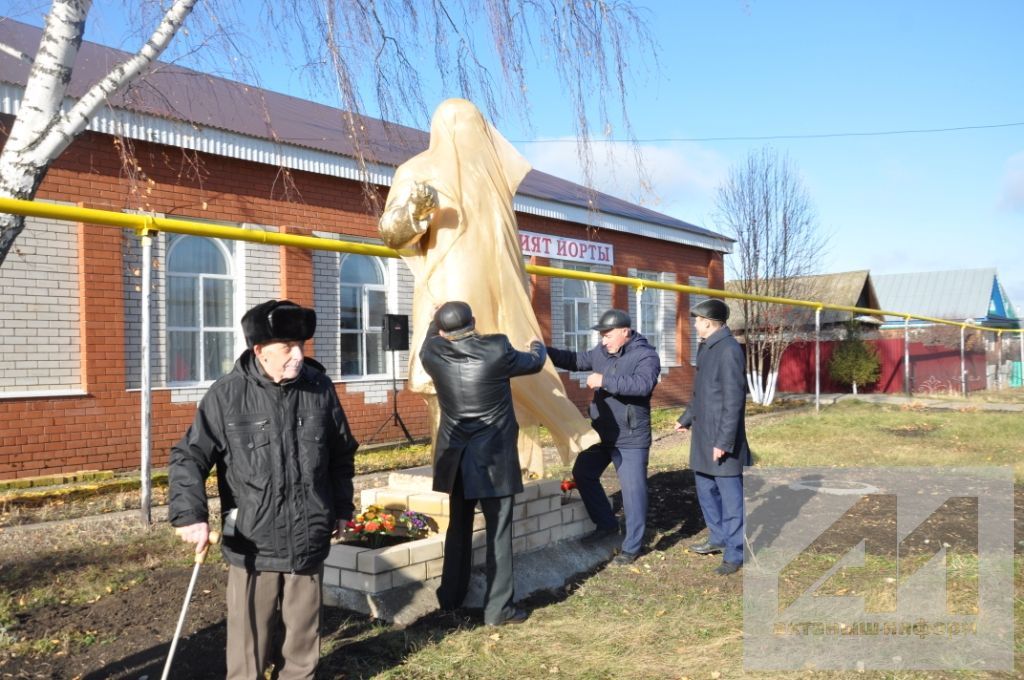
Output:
[{"xmin": 512, "ymin": 121, "xmax": 1024, "ymax": 144}]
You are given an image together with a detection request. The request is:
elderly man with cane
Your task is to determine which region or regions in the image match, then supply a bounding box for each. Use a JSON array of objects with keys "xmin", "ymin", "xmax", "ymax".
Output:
[{"xmin": 169, "ymin": 299, "xmax": 357, "ymax": 679}]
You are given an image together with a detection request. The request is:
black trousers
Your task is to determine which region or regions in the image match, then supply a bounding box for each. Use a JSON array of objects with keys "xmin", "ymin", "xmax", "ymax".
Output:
[{"xmin": 436, "ymin": 473, "xmax": 516, "ymax": 625}]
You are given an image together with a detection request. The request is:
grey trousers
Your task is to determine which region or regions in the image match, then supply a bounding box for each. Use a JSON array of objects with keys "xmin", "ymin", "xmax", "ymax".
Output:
[{"xmin": 225, "ymin": 563, "xmax": 322, "ymax": 680}]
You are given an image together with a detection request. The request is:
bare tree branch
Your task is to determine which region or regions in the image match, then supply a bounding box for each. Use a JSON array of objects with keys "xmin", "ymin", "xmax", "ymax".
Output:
[
  {"xmin": 38, "ymin": 0, "xmax": 199, "ymax": 163},
  {"xmin": 715, "ymin": 146, "xmax": 828, "ymax": 404},
  {"xmin": 0, "ymin": 0, "xmax": 200, "ymax": 265},
  {"xmin": 0, "ymin": 0, "xmax": 657, "ymax": 266},
  {"xmin": 0, "ymin": 40, "xmax": 33, "ymax": 64}
]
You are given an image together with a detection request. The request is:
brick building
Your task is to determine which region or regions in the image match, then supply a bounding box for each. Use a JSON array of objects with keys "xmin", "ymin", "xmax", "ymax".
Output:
[{"xmin": 0, "ymin": 19, "xmax": 732, "ymax": 480}]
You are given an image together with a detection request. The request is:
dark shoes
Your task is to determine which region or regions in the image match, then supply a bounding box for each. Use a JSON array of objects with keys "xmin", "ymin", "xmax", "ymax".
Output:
[
  {"xmin": 611, "ymin": 551, "xmax": 639, "ymax": 566},
  {"xmin": 689, "ymin": 540, "xmax": 724, "ymax": 555},
  {"xmin": 715, "ymin": 561, "xmax": 742, "ymax": 576},
  {"xmin": 581, "ymin": 525, "xmax": 619, "ymax": 543},
  {"xmin": 488, "ymin": 608, "xmax": 529, "ymax": 626}
]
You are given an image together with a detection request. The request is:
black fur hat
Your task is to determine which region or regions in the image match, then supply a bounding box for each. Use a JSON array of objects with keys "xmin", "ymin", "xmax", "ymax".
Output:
[{"xmin": 242, "ymin": 300, "xmax": 317, "ymax": 348}]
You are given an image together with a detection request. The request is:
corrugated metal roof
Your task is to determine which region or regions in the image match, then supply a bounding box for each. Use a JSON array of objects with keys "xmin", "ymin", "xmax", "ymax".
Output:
[
  {"xmin": 872, "ymin": 268, "xmax": 999, "ymax": 322},
  {"xmin": 0, "ymin": 18, "xmax": 733, "ymax": 252},
  {"xmin": 724, "ymin": 270, "xmax": 881, "ymax": 331}
]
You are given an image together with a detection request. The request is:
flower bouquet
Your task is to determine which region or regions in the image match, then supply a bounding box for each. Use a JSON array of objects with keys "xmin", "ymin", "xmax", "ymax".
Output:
[
  {"xmin": 343, "ymin": 505, "xmax": 434, "ymax": 548},
  {"xmin": 560, "ymin": 478, "xmax": 577, "ymax": 499}
]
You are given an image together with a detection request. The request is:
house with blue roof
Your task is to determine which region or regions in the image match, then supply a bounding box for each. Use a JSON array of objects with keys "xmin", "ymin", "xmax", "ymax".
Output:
[{"xmin": 873, "ymin": 268, "xmax": 1019, "ymax": 330}]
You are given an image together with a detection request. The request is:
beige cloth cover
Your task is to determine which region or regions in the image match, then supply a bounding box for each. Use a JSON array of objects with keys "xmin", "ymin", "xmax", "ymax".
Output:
[{"xmin": 379, "ymin": 99, "xmax": 600, "ymax": 477}]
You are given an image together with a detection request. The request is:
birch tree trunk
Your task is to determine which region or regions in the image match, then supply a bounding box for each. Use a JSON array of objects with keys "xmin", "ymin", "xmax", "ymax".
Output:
[
  {"xmin": 0, "ymin": 0, "xmax": 655, "ymax": 267},
  {"xmin": 0, "ymin": 0, "xmax": 198, "ymax": 266}
]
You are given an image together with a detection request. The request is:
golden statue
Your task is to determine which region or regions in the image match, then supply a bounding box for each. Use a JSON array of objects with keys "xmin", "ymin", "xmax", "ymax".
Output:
[{"xmin": 379, "ymin": 98, "xmax": 600, "ymax": 477}]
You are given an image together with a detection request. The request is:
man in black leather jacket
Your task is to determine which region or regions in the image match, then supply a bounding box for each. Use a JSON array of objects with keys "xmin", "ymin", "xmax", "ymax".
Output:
[
  {"xmin": 169, "ymin": 300, "xmax": 357, "ymax": 679},
  {"xmin": 420, "ymin": 301, "xmax": 546, "ymax": 626}
]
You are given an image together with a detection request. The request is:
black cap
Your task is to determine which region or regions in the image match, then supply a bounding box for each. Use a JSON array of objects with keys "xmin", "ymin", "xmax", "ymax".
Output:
[
  {"xmin": 434, "ymin": 301, "xmax": 475, "ymax": 333},
  {"xmin": 690, "ymin": 298, "xmax": 729, "ymax": 323},
  {"xmin": 242, "ymin": 300, "xmax": 317, "ymax": 348},
  {"xmin": 591, "ymin": 309, "xmax": 632, "ymax": 332}
]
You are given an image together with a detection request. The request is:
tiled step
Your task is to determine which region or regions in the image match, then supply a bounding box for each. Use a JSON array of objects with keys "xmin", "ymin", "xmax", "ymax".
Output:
[{"xmin": 386, "ymin": 466, "xmax": 434, "ymax": 491}]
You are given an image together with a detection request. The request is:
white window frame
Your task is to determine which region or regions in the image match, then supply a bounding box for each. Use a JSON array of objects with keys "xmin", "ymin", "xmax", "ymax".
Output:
[
  {"xmin": 338, "ymin": 254, "xmax": 388, "ymax": 379},
  {"xmin": 562, "ymin": 265, "xmax": 595, "ymax": 353},
  {"xmin": 636, "ymin": 270, "xmax": 663, "ymax": 350},
  {"xmin": 165, "ymin": 235, "xmax": 236, "ymax": 386}
]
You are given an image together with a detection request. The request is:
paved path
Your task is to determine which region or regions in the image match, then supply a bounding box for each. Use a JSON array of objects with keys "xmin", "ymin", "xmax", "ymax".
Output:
[{"xmin": 783, "ymin": 392, "xmax": 1024, "ymax": 413}]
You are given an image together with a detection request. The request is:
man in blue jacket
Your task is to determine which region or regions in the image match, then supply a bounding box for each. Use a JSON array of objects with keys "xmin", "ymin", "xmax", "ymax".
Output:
[
  {"xmin": 675, "ymin": 298, "xmax": 751, "ymax": 575},
  {"xmin": 547, "ymin": 309, "xmax": 661, "ymax": 565}
]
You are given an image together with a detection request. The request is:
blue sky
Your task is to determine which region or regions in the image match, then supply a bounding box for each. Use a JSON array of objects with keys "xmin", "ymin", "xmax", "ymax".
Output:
[
  {"xmin": 513, "ymin": 2, "xmax": 1024, "ymax": 308},
  {"xmin": 7, "ymin": 1, "xmax": 1023, "ymax": 307}
]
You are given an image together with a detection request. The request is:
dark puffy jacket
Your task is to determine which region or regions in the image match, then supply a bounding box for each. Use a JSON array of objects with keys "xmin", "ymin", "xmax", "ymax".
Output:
[
  {"xmin": 169, "ymin": 352, "xmax": 357, "ymax": 573},
  {"xmin": 420, "ymin": 326, "xmax": 546, "ymax": 499},
  {"xmin": 547, "ymin": 331, "xmax": 660, "ymax": 448}
]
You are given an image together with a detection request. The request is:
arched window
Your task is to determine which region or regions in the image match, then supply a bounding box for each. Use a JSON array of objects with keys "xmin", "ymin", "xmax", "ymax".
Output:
[
  {"xmin": 166, "ymin": 236, "xmax": 235, "ymax": 383},
  {"xmin": 339, "ymin": 254, "xmax": 386, "ymax": 377},
  {"xmin": 562, "ymin": 276, "xmax": 593, "ymax": 353}
]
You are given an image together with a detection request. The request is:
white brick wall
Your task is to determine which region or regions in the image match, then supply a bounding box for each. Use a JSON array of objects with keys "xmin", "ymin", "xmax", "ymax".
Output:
[
  {"xmin": 0, "ymin": 211, "xmax": 81, "ymax": 393},
  {"xmin": 244, "ymin": 226, "xmax": 281, "ymax": 305},
  {"xmin": 325, "ymin": 479, "xmax": 595, "ymax": 596},
  {"xmin": 312, "ymin": 246, "xmax": 341, "ymax": 378},
  {"xmin": 343, "ymin": 378, "xmax": 393, "ymax": 405}
]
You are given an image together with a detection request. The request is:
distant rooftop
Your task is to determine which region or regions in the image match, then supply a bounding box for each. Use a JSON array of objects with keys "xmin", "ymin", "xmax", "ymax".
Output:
[
  {"xmin": 873, "ymin": 268, "xmax": 1019, "ymax": 328},
  {"xmin": 725, "ymin": 270, "xmax": 882, "ymax": 331},
  {"xmin": 0, "ymin": 18, "xmax": 733, "ymax": 253}
]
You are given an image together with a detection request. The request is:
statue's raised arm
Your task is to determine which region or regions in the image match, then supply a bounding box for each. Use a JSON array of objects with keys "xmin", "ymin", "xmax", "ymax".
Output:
[{"xmin": 379, "ymin": 181, "xmax": 439, "ymax": 250}]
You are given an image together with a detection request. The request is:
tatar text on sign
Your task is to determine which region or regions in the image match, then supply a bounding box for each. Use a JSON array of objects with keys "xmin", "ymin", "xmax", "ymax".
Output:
[{"xmin": 519, "ymin": 230, "xmax": 614, "ymax": 266}]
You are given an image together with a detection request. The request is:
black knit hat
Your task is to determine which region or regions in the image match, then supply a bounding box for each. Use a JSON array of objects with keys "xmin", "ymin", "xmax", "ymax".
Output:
[
  {"xmin": 690, "ymin": 298, "xmax": 729, "ymax": 323},
  {"xmin": 241, "ymin": 300, "xmax": 317, "ymax": 348}
]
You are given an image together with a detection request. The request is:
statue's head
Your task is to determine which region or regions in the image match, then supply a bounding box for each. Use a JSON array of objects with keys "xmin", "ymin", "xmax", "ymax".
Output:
[{"xmin": 430, "ymin": 98, "xmax": 485, "ymax": 141}]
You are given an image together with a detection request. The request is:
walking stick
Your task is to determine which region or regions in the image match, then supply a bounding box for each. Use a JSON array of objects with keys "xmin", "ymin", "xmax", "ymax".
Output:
[{"xmin": 161, "ymin": 530, "xmax": 220, "ymax": 680}]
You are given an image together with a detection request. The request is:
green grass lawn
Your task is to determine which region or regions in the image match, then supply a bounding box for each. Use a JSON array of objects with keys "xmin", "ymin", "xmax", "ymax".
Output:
[
  {"xmin": 746, "ymin": 399, "xmax": 1024, "ymax": 478},
  {"xmin": 328, "ymin": 400, "xmax": 1024, "ymax": 679},
  {"xmin": 916, "ymin": 388, "xmax": 1024, "ymax": 405},
  {"xmin": 4, "ymin": 398, "xmax": 1024, "ymax": 679}
]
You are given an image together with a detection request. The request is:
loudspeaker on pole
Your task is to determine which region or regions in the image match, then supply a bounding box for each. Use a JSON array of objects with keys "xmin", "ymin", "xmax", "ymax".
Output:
[{"xmin": 384, "ymin": 314, "xmax": 410, "ymax": 352}]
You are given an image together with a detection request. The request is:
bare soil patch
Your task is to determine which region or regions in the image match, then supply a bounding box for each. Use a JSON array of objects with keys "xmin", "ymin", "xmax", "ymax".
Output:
[{"xmin": 3, "ymin": 401, "xmax": 1013, "ymax": 679}]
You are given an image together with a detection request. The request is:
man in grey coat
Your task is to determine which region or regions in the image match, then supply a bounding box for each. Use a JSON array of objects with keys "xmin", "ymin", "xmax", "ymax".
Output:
[
  {"xmin": 420, "ymin": 301, "xmax": 546, "ymax": 626},
  {"xmin": 675, "ymin": 298, "xmax": 751, "ymax": 575}
]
